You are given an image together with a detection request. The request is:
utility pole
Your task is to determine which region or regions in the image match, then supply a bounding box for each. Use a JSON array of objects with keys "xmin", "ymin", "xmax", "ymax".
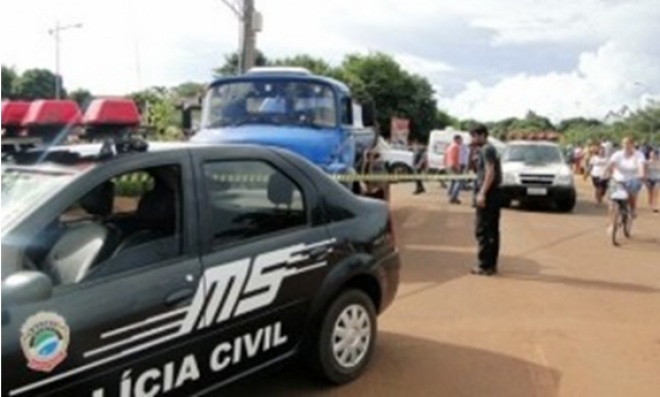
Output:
[
  {"xmin": 220, "ymin": 0, "xmax": 262, "ymax": 74},
  {"xmin": 240, "ymin": 0, "xmax": 257, "ymax": 73},
  {"xmin": 48, "ymin": 21, "xmax": 83, "ymax": 99}
]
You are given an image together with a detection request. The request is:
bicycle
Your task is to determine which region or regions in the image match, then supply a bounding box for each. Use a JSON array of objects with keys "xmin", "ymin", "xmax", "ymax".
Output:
[{"xmin": 609, "ymin": 182, "xmax": 633, "ymax": 246}]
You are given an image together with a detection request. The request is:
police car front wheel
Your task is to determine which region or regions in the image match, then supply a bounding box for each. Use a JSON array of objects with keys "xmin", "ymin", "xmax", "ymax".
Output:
[{"xmin": 312, "ymin": 289, "xmax": 377, "ymax": 384}]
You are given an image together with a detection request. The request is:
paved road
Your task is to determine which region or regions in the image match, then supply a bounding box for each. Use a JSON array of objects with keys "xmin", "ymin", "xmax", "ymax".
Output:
[{"xmin": 223, "ymin": 180, "xmax": 660, "ymax": 397}]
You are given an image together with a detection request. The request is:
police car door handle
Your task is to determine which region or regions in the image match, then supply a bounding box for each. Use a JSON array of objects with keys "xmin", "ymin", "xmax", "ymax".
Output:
[{"xmin": 165, "ymin": 289, "xmax": 194, "ymax": 306}]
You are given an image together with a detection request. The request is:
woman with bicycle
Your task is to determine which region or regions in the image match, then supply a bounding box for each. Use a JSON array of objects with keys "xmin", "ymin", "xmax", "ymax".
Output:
[{"xmin": 603, "ymin": 137, "xmax": 646, "ymax": 235}]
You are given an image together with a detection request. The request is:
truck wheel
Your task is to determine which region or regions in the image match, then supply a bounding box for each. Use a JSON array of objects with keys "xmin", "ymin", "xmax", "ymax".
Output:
[
  {"xmin": 556, "ymin": 196, "xmax": 576, "ymax": 213},
  {"xmin": 389, "ymin": 163, "xmax": 412, "ymax": 175},
  {"xmin": 310, "ymin": 289, "xmax": 377, "ymax": 385}
]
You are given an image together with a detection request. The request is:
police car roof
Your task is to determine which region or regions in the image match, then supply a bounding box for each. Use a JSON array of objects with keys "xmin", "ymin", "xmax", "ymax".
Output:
[{"xmin": 2, "ymin": 141, "xmax": 290, "ymax": 172}]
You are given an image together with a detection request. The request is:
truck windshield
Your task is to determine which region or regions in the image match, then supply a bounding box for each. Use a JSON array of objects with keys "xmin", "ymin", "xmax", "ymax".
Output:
[
  {"xmin": 503, "ymin": 145, "xmax": 564, "ymax": 164},
  {"xmin": 1, "ymin": 169, "xmax": 75, "ymax": 227},
  {"xmin": 201, "ymin": 80, "xmax": 338, "ymax": 129}
]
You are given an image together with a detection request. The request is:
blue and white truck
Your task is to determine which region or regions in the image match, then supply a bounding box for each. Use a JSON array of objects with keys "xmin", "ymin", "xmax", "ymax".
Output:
[{"xmin": 183, "ymin": 67, "xmax": 383, "ymax": 196}]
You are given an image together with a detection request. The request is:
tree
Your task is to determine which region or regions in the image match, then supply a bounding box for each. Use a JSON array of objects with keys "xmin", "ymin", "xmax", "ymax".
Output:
[
  {"xmin": 2, "ymin": 65, "xmax": 17, "ymax": 99},
  {"xmin": 457, "ymin": 119, "xmax": 481, "ymax": 132},
  {"xmin": 14, "ymin": 68, "xmax": 64, "ymax": 100},
  {"xmin": 172, "ymin": 82, "xmax": 206, "ymax": 101},
  {"xmin": 508, "ymin": 110, "xmax": 555, "ymax": 132},
  {"xmin": 68, "ymin": 88, "xmax": 93, "ymax": 110},
  {"xmin": 270, "ymin": 54, "xmax": 335, "ymax": 76},
  {"xmin": 213, "ymin": 50, "xmax": 269, "ymax": 77},
  {"xmin": 339, "ymin": 52, "xmax": 438, "ymax": 141},
  {"xmin": 128, "ymin": 87, "xmax": 181, "ymax": 140},
  {"xmin": 557, "ymin": 117, "xmax": 603, "ymax": 132},
  {"xmin": 435, "ymin": 109, "xmax": 457, "ymax": 130}
]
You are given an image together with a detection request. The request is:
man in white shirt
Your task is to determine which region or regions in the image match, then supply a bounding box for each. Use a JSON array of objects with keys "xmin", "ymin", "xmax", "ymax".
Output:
[{"xmin": 601, "ymin": 139, "xmax": 614, "ymax": 158}]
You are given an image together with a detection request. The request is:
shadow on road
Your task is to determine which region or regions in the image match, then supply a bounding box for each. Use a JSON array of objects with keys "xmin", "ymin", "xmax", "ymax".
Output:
[
  {"xmin": 219, "ymin": 332, "xmax": 561, "ymax": 397},
  {"xmin": 393, "ymin": 205, "xmax": 475, "ymax": 248},
  {"xmin": 617, "ymin": 233, "xmax": 660, "ymax": 253},
  {"xmin": 501, "ymin": 257, "xmax": 660, "ymax": 294},
  {"xmin": 504, "ymin": 198, "xmax": 607, "ymax": 217}
]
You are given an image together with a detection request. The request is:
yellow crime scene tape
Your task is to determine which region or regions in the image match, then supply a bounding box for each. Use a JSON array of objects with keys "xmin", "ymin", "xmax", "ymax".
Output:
[
  {"xmin": 203, "ymin": 173, "xmax": 476, "ymax": 183},
  {"xmin": 105, "ymin": 172, "xmax": 476, "ymax": 185}
]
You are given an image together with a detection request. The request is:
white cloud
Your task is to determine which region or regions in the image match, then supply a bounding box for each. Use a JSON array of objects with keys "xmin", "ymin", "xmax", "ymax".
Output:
[{"xmin": 441, "ymin": 0, "xmax": 660, "ymax": 121}]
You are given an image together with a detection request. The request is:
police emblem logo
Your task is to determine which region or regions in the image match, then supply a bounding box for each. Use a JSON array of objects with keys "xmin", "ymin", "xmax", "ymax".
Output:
[{"xmin": 20, "ymin": 312, "xmax": 70, "ymax": 373}]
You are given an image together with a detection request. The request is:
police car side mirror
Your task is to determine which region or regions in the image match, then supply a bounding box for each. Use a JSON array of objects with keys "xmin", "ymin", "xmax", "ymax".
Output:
[
  {"xmin": 2, "ymin": 272, "xmax": 53, "ymax": 305},
  {"xmin": 181, "ymin": 103, "xmax": 202, "ymax": 137}
]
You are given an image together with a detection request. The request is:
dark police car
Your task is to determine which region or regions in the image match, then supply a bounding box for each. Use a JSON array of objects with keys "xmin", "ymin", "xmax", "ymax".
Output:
[{"xmin": 1, "ymin": 134, "xmax": 400, "ymax": 397}]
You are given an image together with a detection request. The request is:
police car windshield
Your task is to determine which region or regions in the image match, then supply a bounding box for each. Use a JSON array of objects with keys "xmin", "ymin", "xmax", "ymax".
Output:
[
  {"xmin": 201, "ymin": 80, "xmax": 338, "ymax": 130},
  {"xmin": 1, "ymin": 169, "xmax": 75, "ymax": 226},
  {"xmin": 503, "ymin": 144, "xmax": 563, "ymax": 164}
]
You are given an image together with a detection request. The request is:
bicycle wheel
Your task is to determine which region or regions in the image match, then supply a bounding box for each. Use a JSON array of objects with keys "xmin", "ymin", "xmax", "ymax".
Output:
[
  {"xmin": 623, "ymin": 210, "xmax": 633, "ymax": 238},
  {"xmin": 611, "ymin": 209, "xmax": 621, "ymax": 246}
]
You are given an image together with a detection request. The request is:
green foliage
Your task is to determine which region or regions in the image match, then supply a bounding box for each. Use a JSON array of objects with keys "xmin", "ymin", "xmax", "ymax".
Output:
[
  {"xmin": 128, "ymin": 87, "xmax": 182, "ymax": 141},
  {"xmin": 556, "ymin": 117, "xmax": 603, "ymax": 132},
  {"xmin": 213, "ymin": 50, "xmax": 269, "ymax": 77},
  {"xmin": 335, "ymin": 52, "xmax": 438, "ymax": 141},
  {"xmin": 68, "ymin": 88, "xmax": 93, "ymax": 111},
  {"xmin": 435, "ymin": 109, "xmax": 457, "ymax": 130},
  {"xmin": 557, "ymin": 101, "xmax": 660, "ymax": 145},
  {"xmin": 508, "ymin": 110, "xmax": 554, "ymax": 132},
  {"xmin": 2, "ymin": 65, "xmax": 18, "ymax": 99},
  {"xmin": 172, "ymin": 82, "xmax": 206, "ymax": 101},
  {"xmin": 270, "ymin": 55, "xmax": 335, "ymax": 76},
  {"xmin": 14, "ymin": 68, "xmax": 64, "ymax": 100}
]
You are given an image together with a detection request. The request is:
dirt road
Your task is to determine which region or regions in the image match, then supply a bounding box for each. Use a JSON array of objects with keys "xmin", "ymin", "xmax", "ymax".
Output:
[{"xmin": 223, "ymin": 180, "xmax": 660, "ymax": 397}]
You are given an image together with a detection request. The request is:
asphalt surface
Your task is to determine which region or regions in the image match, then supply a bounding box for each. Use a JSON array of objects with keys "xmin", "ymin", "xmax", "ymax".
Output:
[{"xmin": 223, "ymin": 179, "xmax": 660, "ymax": 397}]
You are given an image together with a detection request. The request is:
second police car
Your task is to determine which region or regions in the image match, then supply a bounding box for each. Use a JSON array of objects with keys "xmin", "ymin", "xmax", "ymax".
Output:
[{"xmin": 1, "ymin": 99, "xmax": 401, "ymax": 397}]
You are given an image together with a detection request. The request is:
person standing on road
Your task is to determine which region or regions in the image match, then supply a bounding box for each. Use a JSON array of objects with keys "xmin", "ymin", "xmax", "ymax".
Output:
[
  {"xmin": 602, "ymin": 139, "xmax": 614, "ymax": 158},
  {"xmin": 459, "ymin": 137, "xmax": 470, "ymax": 191},
  {"xmin": 445, "ymin": 135, "xmax": 462, "ymax": 204},
  {"xmin": 470, "ymin": 124, "xmax": 503, "ymax": 276},
  {"xmin": 644, "ymin": 149, "xmax": 660, "ymax": 213},
  {"xmin": 588, "ymin": 146, "xmax": 609, "ymax": 206},
  {"xmin": 412, "ymin": 140, "xmax": 427, "ymax": 195}
]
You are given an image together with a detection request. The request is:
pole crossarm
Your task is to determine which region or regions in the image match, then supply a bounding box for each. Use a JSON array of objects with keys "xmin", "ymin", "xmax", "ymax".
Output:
[{"xmin": 221, "ymin": 0, "xmax": 244, "ymax": 19}]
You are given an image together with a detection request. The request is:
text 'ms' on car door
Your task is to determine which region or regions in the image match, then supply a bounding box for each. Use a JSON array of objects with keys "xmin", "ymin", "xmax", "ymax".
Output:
[{"xmin": 190, "ymin": 147, "xmax": 335, "ymax": 385}]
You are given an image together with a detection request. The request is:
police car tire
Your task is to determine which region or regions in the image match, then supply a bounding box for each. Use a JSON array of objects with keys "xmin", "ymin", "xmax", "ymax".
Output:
[{"xmin": 312, "ymin": 289, "xmax": 377, "ymax": 384}]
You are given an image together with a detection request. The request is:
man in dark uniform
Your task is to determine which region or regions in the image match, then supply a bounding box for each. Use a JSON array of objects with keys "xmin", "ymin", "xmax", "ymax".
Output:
[{"xmin": 470, "ymin": 124, "xmax": 502, "ymax": 276}]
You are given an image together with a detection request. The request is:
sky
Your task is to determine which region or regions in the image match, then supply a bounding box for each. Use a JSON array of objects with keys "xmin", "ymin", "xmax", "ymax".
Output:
[{"xmin": 2, "ymin": 0, "xmax": 659, "ymax": 122}]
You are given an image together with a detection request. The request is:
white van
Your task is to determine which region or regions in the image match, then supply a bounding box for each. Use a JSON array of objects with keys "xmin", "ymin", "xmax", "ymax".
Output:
[{"xmin": 426, "ymin": 128, "xmax": 506, "ymax": 172}]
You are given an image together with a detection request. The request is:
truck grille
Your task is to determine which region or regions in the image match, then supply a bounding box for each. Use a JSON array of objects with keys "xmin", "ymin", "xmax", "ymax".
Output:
[{"xmin": 519, "ymin": 174, "xmax": 554, "ymax": 186}]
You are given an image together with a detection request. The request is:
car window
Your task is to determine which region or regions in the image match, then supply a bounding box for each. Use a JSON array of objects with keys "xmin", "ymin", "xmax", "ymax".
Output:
[
  {"xmin": 59, "ymin": 172, "xmax": 155, "ymax": 222},
  {"xmin": 203, "ymin": 160, "xmax": 307, "ymax": 247},
  {"xmin": 503, "ymin": 145, "xmax": 563, "ymax": 163},
  {"xmin": 24, "ymin": 165, "xmax": 183, "ymax": 285}
]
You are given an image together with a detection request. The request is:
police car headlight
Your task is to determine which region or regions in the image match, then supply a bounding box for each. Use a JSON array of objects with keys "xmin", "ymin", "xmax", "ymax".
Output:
[
  {"xmin": 502, "ymin": 172, "xmax": 517, "ymax": 185},
  {"xmin": 555, "ymin": 172, "xmax": 574, "ymax": 186}
]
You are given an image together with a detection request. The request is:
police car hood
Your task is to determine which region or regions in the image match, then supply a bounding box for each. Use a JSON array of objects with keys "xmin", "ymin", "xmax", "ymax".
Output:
[
  {"xmin": 502, "ymin": 161, "xmax": 570, "ymax": 174},
  {"xmin": 191, "ymin": 126, "xmax": 341, "ymax": 165}
]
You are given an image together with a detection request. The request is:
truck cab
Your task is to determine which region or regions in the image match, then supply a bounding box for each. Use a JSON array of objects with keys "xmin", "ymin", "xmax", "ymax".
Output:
[{"xmin": 186, "ymin": 67, "xmax": 377, "ymax": 176}]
